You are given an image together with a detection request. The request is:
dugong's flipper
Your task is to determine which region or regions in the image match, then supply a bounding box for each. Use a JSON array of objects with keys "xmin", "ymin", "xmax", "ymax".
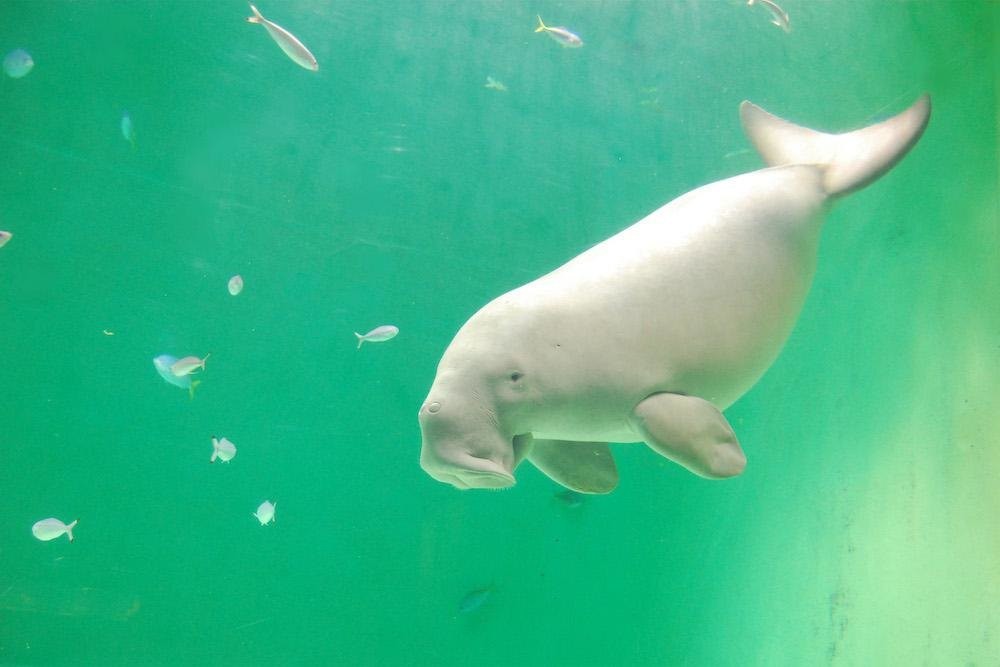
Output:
[
  {"xmin": 631, "ymin": 394, "xmax": 746, "ymax": 479},
  {"xmin": 740, "ymin": 95, "xmax": 931, "ymax": 196},
  {"xmin": 526, "ymin": 438, "xmax": 619, "ymax": 494}
]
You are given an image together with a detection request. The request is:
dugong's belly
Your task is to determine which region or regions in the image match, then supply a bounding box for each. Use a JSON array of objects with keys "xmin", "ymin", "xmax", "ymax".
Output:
[{"xmin": 493, "ymin": 167, "xmax": 828, "ymax": 441}]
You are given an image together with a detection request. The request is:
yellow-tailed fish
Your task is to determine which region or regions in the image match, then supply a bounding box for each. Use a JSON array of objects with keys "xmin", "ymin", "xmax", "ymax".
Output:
[
  {"xmin": 534, "ymin": 16, "xmax": 583, "ymax": 48},
  {"xmin": 153, "ymin": 354, "xmax": 201, "ymax": 399},
  {"xmin": 485, "ymin": 76, "xmax": 507, "ymax": 92}
]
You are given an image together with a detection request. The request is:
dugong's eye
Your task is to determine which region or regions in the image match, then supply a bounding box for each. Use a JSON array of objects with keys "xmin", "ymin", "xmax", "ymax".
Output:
[{"xmin": 509, "ymin": 372, "xmax": 524, "ymax": 382}]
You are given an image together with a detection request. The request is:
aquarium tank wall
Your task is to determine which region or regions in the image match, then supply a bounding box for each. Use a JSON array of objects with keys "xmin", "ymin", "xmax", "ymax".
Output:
[{"xmin": 0, "ymin": 1, "xmax": 997, "ymax": 665}]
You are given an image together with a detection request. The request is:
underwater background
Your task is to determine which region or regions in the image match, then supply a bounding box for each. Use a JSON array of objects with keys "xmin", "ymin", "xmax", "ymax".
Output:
[{"xmin": 0, "ymin": 1, "xmax": 997, "ymax": 664}]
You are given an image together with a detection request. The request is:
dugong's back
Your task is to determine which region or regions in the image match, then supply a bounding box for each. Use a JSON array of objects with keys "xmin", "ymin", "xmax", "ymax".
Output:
[
  {"xmin": 491, "ymin": 96, "xmax": 931, "ymax": 416},
  {"xmin": 503, "ymin": 165, "xmax": 825, "ymax": 410}
]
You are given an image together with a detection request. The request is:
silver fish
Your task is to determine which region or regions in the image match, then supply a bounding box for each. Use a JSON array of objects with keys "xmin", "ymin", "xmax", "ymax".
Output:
[
  {"xmin": 534, "ymin": 16, "xmax": 583, "ymax": 48},
  {"xmin": 354, "ymin": 325, "xmax": 398, "ymax": 349},
  {"xmin": 0, "ymin": 231, "xmax": 11, "ymax": 248},
  {"xmin": 170, "ymin": 354, "xmax": 209, "ymax": 377},
  {"xmin": 32, "ymin": 518, "xmax": 77, "ymax": 542},
  {"xmin": 247, "ymin": 3, "xmax": 319, "ymax": 71},
  {"xmin": 253, "ymin": 500, "xmax": 276, "ymax": 525},
  {"xmin": 211, "ymin": 436, "xmax": 237, "ymax": 463},
  {"xmin": 747, "ymin": 0, "xmax": 791, "ymax": 33}
]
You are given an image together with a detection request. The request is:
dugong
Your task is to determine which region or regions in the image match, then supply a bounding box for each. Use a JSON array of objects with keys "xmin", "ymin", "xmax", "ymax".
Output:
[{"xmin": 419, "ymin": 96, "xmax": 931, "ymax": 493}]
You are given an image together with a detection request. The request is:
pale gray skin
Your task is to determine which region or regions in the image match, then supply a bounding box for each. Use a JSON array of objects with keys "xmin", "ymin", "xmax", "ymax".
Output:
[{"xmin": 419, "ymin": 96, "xmax": 931, "ymax": 493}]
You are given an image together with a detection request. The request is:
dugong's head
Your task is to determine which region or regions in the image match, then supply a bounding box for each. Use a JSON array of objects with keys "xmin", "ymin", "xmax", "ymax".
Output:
[{"xmin": 419, "ymin": 343, "xmax": 531, "ymax": 490}]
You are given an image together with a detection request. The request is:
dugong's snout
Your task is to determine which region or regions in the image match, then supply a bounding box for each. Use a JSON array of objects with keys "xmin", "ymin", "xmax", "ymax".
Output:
[{"xmin": 418, "ymin": 399, "xmax": 516, "ymax": 490}]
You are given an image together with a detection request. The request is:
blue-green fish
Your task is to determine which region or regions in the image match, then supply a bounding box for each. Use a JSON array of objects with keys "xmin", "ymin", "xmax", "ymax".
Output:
[
  {"xmin": 458, "ymin": 584, "xmax": 494, "ymax": 614},
  {"xmin": 121, "ymin": 111, "xmax": 135, "ymax": 147},
  {"xmin": 3, "ymin": 49, "xmax": 34, "ymax": 78},
  {"xmin": 554, "ymin": 490, "xmax": 584, "ymax": 508}
]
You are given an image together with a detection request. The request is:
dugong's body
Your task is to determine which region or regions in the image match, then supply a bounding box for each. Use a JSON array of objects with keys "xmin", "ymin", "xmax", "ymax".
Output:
[{"xmin": 419, "ymin": 96, "xmax": 931, "ymax": 493}]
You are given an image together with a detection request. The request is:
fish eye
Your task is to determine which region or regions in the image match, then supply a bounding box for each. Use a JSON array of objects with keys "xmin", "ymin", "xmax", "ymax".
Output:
[{"xmin": 509, "ymin": 372, "xmax": 523, "ymax": 382}]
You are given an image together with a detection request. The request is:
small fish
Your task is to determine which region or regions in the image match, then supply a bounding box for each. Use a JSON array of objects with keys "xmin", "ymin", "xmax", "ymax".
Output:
[
  {"xmin": 0, "ymin": 231, "xmax": 12, "ymax": 248},
  {"xmin": 458, "ymin": 583, "xmax": 494, "ymax": 614},
  {"xmin": 153, "ymin": 354, "xmax": 200, "ymax": 398},
  {"xmin": 554, "ymin": 489, "xmax": 584, "ymax": 508},
  {"xmin": 3, "ymin": 49, "xmax": 34, "ymax": 78},
  {"xmin": 120, "ymin": 111, "xmax": 135, "ymax": 147},
  {"xmin": 102, "ymin": 329, "xmax": 115, "ymax": 336},
  {"xmin": 355, "ymin": 325, "xmax": 399, "ymax": 349},
  {"xmin": 253, "ymin": 500, "xmax": 276, "ymax": 525},
  {"xmin": 170, "ymin": 354, "xmax": 209, "ymax": 377},
  {"xmin": 485, "ymin": 76, "xmax": 507, "ymax": 92},
  {"xmin": 228, "ymin": 274, "xmax": 244, "ymax": 296},
  {"xmin": 638, "ymin": 98, "xmax": 664, "ymax": 113},
  {"xmin": 211, "ymin": 436, "xmax": 237, "ymax": 463},
  {"xmin": 747, "ymin": 0, "xmax": 791, "ymax": 33},
  {"xmin": 723, "ymin": 148, "xmax": 753, "ymax": 160},
  {"xmin": 247, "ymin": 3, "xmax": 319, "ymax": 71},
  {"xmin": 534, "ymin": 16, "xmax": 583, "ymax": 48},
  {"xmin": 32, "ymin": 518, "xmax": 77, "ymax": 542}
]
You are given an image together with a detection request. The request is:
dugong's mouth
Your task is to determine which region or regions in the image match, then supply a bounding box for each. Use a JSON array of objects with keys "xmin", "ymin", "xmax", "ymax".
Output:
[
  {"xmin": 439, "ymin": 469, "xmax": 515, "ymax": 490},
  {"xmin": 421, "ymin": 452, "xmax": 516, "ymax": 490}
]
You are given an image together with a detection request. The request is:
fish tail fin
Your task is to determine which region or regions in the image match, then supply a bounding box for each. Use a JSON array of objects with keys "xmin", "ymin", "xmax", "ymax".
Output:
[
  {"xmin": 210, "ymin": 451, "xmax": 218, "ymax": 463},
  {"xmin": 355, "ymin": 333, "xmax": 364, "ymax": 349},
  {"xmin": 739, "ymin": 94, "xmax": 931, "ymax": 197},
  {"xmin": 535, "ymin": 15, "xmax": 547, "ymax": 32},
  {"xmin": 247, "ymin": 3, "xmax": 263, "ymax": 23},
  {"xmin": 66, "ymin": 519, "xmax": 78, "ymax": 542}
]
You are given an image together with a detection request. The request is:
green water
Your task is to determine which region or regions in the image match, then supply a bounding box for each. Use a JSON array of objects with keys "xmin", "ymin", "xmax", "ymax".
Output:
[{"xmin": 1, "ymin": 1, "xmax": 997, "ymax": 664}]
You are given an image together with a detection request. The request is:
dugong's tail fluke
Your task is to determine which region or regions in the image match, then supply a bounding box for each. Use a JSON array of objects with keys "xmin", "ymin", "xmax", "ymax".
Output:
[{"xmin": 740, "ymin": 95, "xmax": 931, "ymax": 197}]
